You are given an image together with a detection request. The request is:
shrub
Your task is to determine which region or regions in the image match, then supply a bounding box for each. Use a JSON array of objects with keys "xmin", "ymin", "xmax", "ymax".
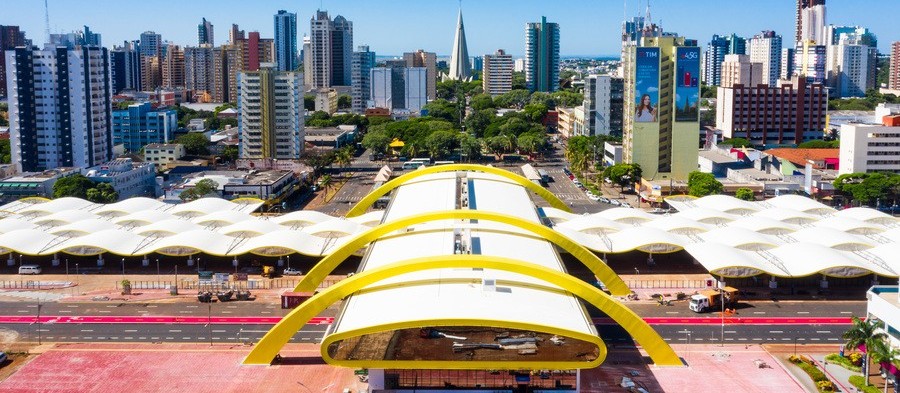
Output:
[
  {"xmin": 848, "ymin": 352, "xmax": 863, "ymax": 366},
  {"xmin": 848, "ymin": 375, "xmax": 881, "ymax": 393},
  {"xmin": 825, "ymin": 353, "xmax": 862, "ymax": 372},
  {"xmin": 816, "ymin": 381, "xmax": 834, "ymax": 392}
]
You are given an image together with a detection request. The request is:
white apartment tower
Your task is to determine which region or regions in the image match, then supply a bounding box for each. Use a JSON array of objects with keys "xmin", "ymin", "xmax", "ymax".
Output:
[
  {"xmin": 369, "ymin": 67, "xmax": 428, "ymax": 113},
  {"xmin": 5, "ymin": 46, "xmax": 113, "ymax": 172},
  {"xmin": 827, "ymin": 37, "xmax": 871, "ymax": 98},
  {"xmin": 721, "ymin": 54, "xmax": 763, "ymax": 88},
  {"xmin": 184, "ymin": 45, "xmax": 215, "ymax": 96},
  {"xmin": 482, "ymin": 49, "xmax": 513, "ymax": 96},
  {"xmin": 748, "ymin": 31, "xmax": 782, "ymax": 86},
  {"xmin": 308, "ymin": 11, "xmax": 353, "ymax": 89},
  {"xmin": 237, "ymin": 64, "xmax": 304, "ymax": 159}
]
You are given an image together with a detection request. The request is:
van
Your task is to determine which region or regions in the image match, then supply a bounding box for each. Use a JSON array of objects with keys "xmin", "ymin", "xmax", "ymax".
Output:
[{"xmin": 18, "ymin": 265, "xmax": 41, "ymax": 275}]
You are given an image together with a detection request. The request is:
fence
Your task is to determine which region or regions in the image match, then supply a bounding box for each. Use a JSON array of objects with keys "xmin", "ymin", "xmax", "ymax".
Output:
[
  {"xmin": 0, "ymin": 280, "xmax": 73, "ymax": 290},
  {"xmin": 116, "ymin": 277, "xmax": 343, "ymax": 291},
  {"xmin": 624, "ymin": 279, "xmax": 708, "ymax": 289}
]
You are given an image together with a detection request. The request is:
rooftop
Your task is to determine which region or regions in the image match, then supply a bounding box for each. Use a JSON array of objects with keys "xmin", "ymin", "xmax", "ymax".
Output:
[
  {"xmin": 1, "ymin": 168, "xmax": 79, "ymax": 182},
  {"xmin": 145, "ymin": 143, "xmax": 183, "ymax": 150},
  {"xmin": 766, "ymin": 148, "xmax": 839, "ymax": 168}
]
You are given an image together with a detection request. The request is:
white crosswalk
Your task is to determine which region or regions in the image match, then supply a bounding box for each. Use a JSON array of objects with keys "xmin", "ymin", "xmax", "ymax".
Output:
[{"xmin": 556, "ymin": 193, "xmax": 588, "ymax": 201}]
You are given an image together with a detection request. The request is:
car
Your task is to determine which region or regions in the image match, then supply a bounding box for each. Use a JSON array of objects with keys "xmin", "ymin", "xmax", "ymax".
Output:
[
  {"xmin": 620, "ymin": 376, "xmax": 636, "ymax": 389},
  {"xmin": 649, "ymin": 208, "xmax": 668, "ymax": 214},
  {"xmin": 609, "ymin": 199, "xmax": 621, "ymax": 206},
  {"xmin": 621, "ymin": 202, "xmax": 633, "ymax": 208},
  {"xmin": 598, "ymin": 197, "xmax": 610, "ymax": 203},
  {"xmin": 0, "ymin": 351, "xmax": 7, "ymax": 364},
  {"xmin": 18, "ymin": 265, "xmax": 41, "ymax": 275},
  {"xmin": 568, "ymin": 174, "xmax": 575, "ymax": 180},
  {"xmin": 282, "ymin": 267, "xmax": 303, "ymax": 276},
  {"xmin": 587, "ymin": 194, "xmax": 601, "ymax": 201}
]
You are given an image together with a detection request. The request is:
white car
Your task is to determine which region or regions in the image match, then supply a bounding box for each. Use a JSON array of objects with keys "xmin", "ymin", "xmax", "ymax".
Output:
[
  {"xmin": 621, "ymin": 202, "xmax": 633, "ymax": 208},
  {"xmin": 609, "ymin": 199, "xmax": 621, "ymax": 206},
  {"xmin": 282, "ymin": 268, "xmax": 303, "ymax": 276},
  {"xmin": 587, "ymin": 195, "xmax": 601, "ymax": 201}
]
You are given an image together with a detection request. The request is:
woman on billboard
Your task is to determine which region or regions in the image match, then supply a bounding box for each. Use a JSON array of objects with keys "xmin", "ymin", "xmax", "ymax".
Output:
[{"xmin": 635, "ymin": 94, "xmax": 657, "ymax": 122}]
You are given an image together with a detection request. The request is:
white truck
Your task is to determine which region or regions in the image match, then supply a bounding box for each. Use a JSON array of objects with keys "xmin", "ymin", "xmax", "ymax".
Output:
[{"xmin": 689, "ymin": 287, "xmax": 740, "ymax": 313}]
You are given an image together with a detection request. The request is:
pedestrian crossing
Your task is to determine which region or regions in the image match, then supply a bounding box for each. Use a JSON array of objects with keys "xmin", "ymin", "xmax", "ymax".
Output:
[
  {"xmin": 333, "ymin": 195, "xmax": 364, "ymax": 203},
  {"xmin": 556, "ymin": 193, "xmax": 588, "ymax": 201}
]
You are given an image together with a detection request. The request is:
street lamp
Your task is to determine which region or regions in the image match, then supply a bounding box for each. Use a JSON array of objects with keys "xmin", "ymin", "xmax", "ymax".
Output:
[
  {"xmin": 156, "ymin": 259, "xmax": 160, "ymax": 280},
  {"xmin": 65, "ymin": 259, "xmax": 69, "ymax": 280},
  {"xmin": 286, "ymin": 255, "xmax": 291, "ymax": 269},
  {"xmin": 36, "ymin": 299, "xmax": 42, "ymax": 345},
  {"xmin": 121, "ymin": 258, "xmax": 125, "ymax": 277}
]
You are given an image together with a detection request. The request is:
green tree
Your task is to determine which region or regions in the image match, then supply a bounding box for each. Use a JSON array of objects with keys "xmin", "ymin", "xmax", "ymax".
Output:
[
  {"xmin": 0, "ymin": 139, "xmax": 10, "ymax": 164},
  {"xmin": 457, "ymin": 133, "xmax": 482, "ymax": 162},
  {"xmin": 511, "ymin": 72, "xmax": 526, "ymax": 90},
  {"xmin": 115, "ymin": 101, "xmax": 137, "ymax": 110},
  {"xmin": 522, "ymin": 103, "xmax": 548, "ymax": 123},
  {"xmin": 303, "ymin": 94, "xmax": 315, "ymax": 111},
  {"xmin": 551, "ymin": 90, "xmax": 583, "ymax": 108},
  {"xmin": 300, "ymin": 149, "xmax": 336, "ymax": 176},
  {"xmin": 734, "ymin": 188, "xmax": 755, "ymax": 201},
  {"xmin": 337, "ymin": 94, "xmax": 352, "ymax": 109},
  {"xmin": 724, "ymin": 138, "xmax": 752, "ymax": 148},
  {"xmin": 499, "ymin": 117, "xmax": 533, "ymax": 137},
  {"xmin": 213, "ymin": 103, "xmax": 235, "ymax": 115},
  {"xmin": 52, "ymin": 174, "xmax": 96, "ymax": 199},
  {"xmin": 423, "ymin": 99, "xmax": 459, "ymax": 124},
  {"xmin": 843, "ymin": 316, "xmax": 888, "ymax": 385},
  {"xmin": 175, "ymin": 133, "xmax": 210, "ymax": 155},
  {"xmin": 493, "ymin": 89, "xmax": 531, "ymax": 109},
  {"xmin": 529, "ymin": 92, "xmax": 555, "ymax": 108},
  {"xmin": 333, "ymin": 147, "xmax": 353, "ymax": 174},
  {"xmin": 833, "ymin": 172, "xmax": 900, "ymax": 205},
  {"xmin": 464, "ymin": 109, "xmax": 495, "ymax": 137},
  {"xmin": 486, "ymin": 135, "xmax": 514, "ymax": 160},
  {"xmin": 179, "ymin": 178, "xmax": 219, "ymax": 201},
  {"xmin": 318, "ymin": 174, "xmax": 333, "ymax": 194},
  {"xmin": 221, "ymin": 145, "xmax": 239, "ymax": 163},
  {"xmin": 701, "ymin": 84, "xmax": 717, "ymax": 99},
  {"xmin": 470, "ymin": 94, "xmax": 495, "ymax": 111},
  {"xmin": 797, "ymin": 140, "xmax": 840, "ymax": 148},
  {"xmin": 425, "ymin": 130, "xmax": 457, "ymax": 159},
  {"xmin": 516, "ymin": 132, "xmax": 546, "ymax": 158},
  {"xmin": 361, "ymin": 129, "xmax": 393, "ymax": 155},
  {"xmin": 687, "ymin": 171, "xmax": 724, "ymax": 197},
  {"xmin": 86, "ymin": 182, "xmax": 119, "ymax": 203},
  {"xmin": 603, "ymin": 163, "xmax": 642, "ymax": 192}
]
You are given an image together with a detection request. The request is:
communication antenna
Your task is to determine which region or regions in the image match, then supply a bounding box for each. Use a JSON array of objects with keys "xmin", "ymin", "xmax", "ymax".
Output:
[{"xmin": 44, "ymin": 0, "xmax": 51, "ymax": 43}]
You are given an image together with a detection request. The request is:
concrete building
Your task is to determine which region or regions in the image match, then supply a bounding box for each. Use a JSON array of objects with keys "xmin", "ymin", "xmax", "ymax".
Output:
[
  {"xmin": 305, "ymin": 125, "xmax": 357, "ymax": 149},
  {"xmin": 827, "ymin": 37, "xmax": 872, "ymax": 98},
  {"xmin": 525, "ymin": 16, "xmax": 560, "ymax": 92},
  {"xmin": 144, "ymin": 143, "xmax": 186, "ymax": 168},
  {"xmin": 556, "ymin": 107, "xmax": 576, "ymax": 138},
  {"xmin": 826, "ymin": 26, "xmax": 878, "ymax": 92},
  {"xmin": 229, "ymin": 24, "xmax": 245, "ymax": 44},
  {"xmin": 112, "ymin": 102, "xmax": 177, "ymax": 153},
  {"xmin": 716, "ymin": 76, "xmax": 827, "ymax": 146},
  {"xmin": 604, "ymin": 141, "xmax": 624, "ymax": 166},
  {"xmin": 865, "ymin": 286, "xmax": 900, "ymax": 351},
  {"xmin": 139, "ymin": 31, "xmax": 162, "ymax": 57},
  {"xmin": 0, "ymin": 25, "xmax": 27, "ymax": 98},
  {"xmin": 623, "ymin": 34, "xmax": 701, "ymax": 181},
  {"xmin": 351, "ymin": 46, "xmax": 376, "ymax": 114},
  {"xmin": 446, "ymin": 9, "xmax": 471, "ymax": 81},
  {"xmin": 83, "ymin": 158, "xmax": 158, "ymax": 199},
  {"xmin": 184, "ymin": 45, "xmax": 215, "ymax": 99},
  {"xmin": 580, "ymin": 75, "xmax": 623, "ymax": 136},
  {"xmin": 212, "ymin": 45, "xmax": 241, "ymax": 103},
  {"xmin": 403, "ymin": 50, "xmax": 437, "ymax": 100},
  {"xmin": 796, "ymin": 0, "xmax": 826, "ymax": 44},
  {"xmin": 0, "ymin": 168, "xmax": 80, "ymax": 203},
  {"xmin": 161, "ymin": 44, "xmax": 184, "ymax": 89},
  {"xmin": 839, "ymin": 116, "xmax": 900, "ymax": 174},
  {"xmin": 198, "ymin": 18, "xmax": 214, "ymax": 46},
  {"xmin": 369, "ymin": 67, "xmax": 428, "ymax": 113},
  {"xmin": 302, "ymin": 35, "xmax": 312, "ymax": 87},
  {"xmin": 472, "ymin": 56, "xmax": 483, "ymax": 72},
  {"xmin": 721, "ymin": 54, "xmax": 763, "ymax": 88},
  {"xmin": 702, "ymin": 35, "xmax": 729, "ymax": 86},
  {"xmin": 6, "ymin": 45, "xmax": 113, "ymax": 172},
  {"xmin": 748, "ymin": 31, "xmax": 782, "ymax": 86},
  {"xmin": 274, "ymin": 10, "xmax": 297, "ymax": 72},
  {"xmin": 308, "ymin": 11, "xmax": 353, "ymax": 88},
  {"xmin": 794, "ymin": 43, "xmax": 828, "ymax": 85},
  {"xmin": 140, "ymin": 54, "xmax": 161, "ymax": 91},
  {"xmin": 482, "ymin": 49, "xmax": 513, "ymax": 96},
  {"xmin": 780, "ymin": 47, "xmax": 795, "ymax": 80},
  {"xmin": 165, "ymin": 170, "xmax": 298, "ymax": 203},
  {"xmin": 110, "ymin": 41, "xmax": 141, "ymax": 94},
  {"xmin": 891, "ymin": 42, "xmax": 900, "ymax": 90},
  {"xmin": 314, "ymin": 88, "xmax": 338, "ymax": 114},
  {"xmin": 513, "ymin": 58, "xmax": 525, "ymax": 73},
  {"xmin": 800, "ymin": 1, "xmax": 826, "ymax": 44},
  {"xmin": 237, "ymin": 64, "xmax": 305, "ymax": 159}
]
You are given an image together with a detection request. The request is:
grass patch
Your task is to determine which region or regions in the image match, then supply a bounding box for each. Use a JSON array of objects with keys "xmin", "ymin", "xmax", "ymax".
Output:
[
  {"xmin": 848, "ymin": 375, "xmax": 881, "ymax": 393},
  {"xmin": 789, "ymin": 355, "xmax": 835, "ymax": 392},
  {"xmin": 825, "ymin": 353, "xmax": 862, "ymax": 372}
]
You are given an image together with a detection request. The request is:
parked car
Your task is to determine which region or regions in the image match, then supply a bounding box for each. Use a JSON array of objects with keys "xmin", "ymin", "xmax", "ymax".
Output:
[
  {"xmin": 598, "ymin": 197, "xmax": 610, "ymax": 204},
  {"xmin": 0, "ymin": 351, "xmax": 7, "ymax": 365},
  {"xmin": 282, "ymin": 267, "xmax": 303, "ymax": 276},
  {"xmin": 18, "ymin": 265, "xmax": 41, "ymax": 275},
  {"xmin": 609, "ymin": 199, "xmax": 621, "ymax": 206},
  {"xmin": 588, "ymin": 194, "xmax": 601, "ymax": 201},
  {"xmin": 649, "ymin": 208, "xmax": 669, "ymax": 214},
  {"xmin": 621, "ymin": 202, "xmax": 633, "ymax": 208}
]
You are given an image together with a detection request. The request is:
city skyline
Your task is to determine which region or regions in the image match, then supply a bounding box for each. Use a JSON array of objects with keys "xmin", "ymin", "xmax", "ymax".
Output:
[{"xmin": 4, "ymin": 0, "xmax": 900, "ymax": 57}]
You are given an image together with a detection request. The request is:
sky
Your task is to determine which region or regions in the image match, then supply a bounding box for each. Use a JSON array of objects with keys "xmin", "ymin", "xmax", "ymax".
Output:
[{"xmin": 4, "ymin": 0, "xmax": 899, "ymax": 57}]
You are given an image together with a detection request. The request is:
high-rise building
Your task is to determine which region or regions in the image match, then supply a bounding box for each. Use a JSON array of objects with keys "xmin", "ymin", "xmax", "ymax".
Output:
[
  {"xmin": 6, "ymin": 46, "xmax": 113, "ymax": 172},
  {"xmin": 140, "ymin": 55, "xmax": 161, "ymax": 91},
  {"xmin": 839, "ymin": 116, "xmax": 900, "ymax": 174},
  {"xmin": 472, "ymin": 56, "xmax": 483, "ymax": 72},
  {"xmin": 482, "ymin": 49, "xmax": 514, "ymax": 96},
  {"xmin": 513, "ymin": 58, "xmax": 525, "ymax": 73},
  {"xmin": 351, "ymin": 46, "xmax": 376, "ymax": 114},
  {"xmin": 727, "ymin": 33, "xmax": 747, "ymax": 55},
  {"xmin": 212, "ymin": 46, "xmax": 241, "ymax": 103},
  {"xmin": 403, "ymin": 50, "xmax": 437, "ymax": 100},
  {"xmin": 184, "ymin": 45, "xmax": 215, "ymax": 99},
  {"xmin": 238, "ymin": 31, "xmax": 275, "ymax": 72},
  {"xmin": 229, "ymin": 24, "xmax": 245, "ymax": 44},
  {"xmin": 793, "ymin": 42, "xmax": 827, "ymax": 85},
  {"xmin": 302, "ymin": 35, "xmax": 312, "ymax": 87},
  {"xmin": 111, "ymin": 41, "xmax": 141, "ymax": 94},
  {"xmin": 369, "ymin": 67, "xmax": 428, "ymax": 113},
  {"xmin": 800, "ymin": 2, "xmax": 826, "ymax": 44},
  {"xmin": 826, "ymin": 25, "xmax": 878, "ymax": 90},
  {"xmin": 198, "ymin": 18, "xmax": 214, "ymax": 46},
  {"xmin": 780, "ymin": 48, "xmax": 795, "ymax": 80},
  {"xmin": 1, "ymin": 25, "xmax": 27, "ymax": 98},
  {"xmin": 139, "ymin": 31, "xmax": 162, "ymax": 57},
  {"xmin": 703, "ymin": 35, "xmax": 729, "ymax": 86},
  {"xmin": 274, "ymin": 10, "xmax": 298, "ymax": 71},
  {"xmin": 622, "ymin": 35, "xmax": 700, "ymax": 180},
  {"xmin": 748, "ymin": 30, "xmax": 782, "ymax": 86},
  {"xmin": 721, "ymin": 54, "xmax": 763, "ymax": 88},
  {"xmin": 161, "ymin": 44, "xmax": 185, "ymax": 89},
  {"xmin": 827, "ymin": 37, "xmax": 871, "ymax": 98},
  {"xmin": 308, "ymin": 10, "xmax": 353, "ymax": 88},
  {"xmin": 237, "ymin": 64, "xmax": 304, "ymax": 159},
  {"xmin": 50, "ymin": 25, "xmax": 101, "ymax": 48},
  {"xmin": 716, "ymin": 76, "xmax": 826, "ymax": 146},
  {"xmin": 796, "ymin": 0, "xmax": 826, "ymax": 44},
  {"xmin": 112, "ymin": 102, "xmax": 177, "ymax": 153},
  {"xmin": 314, "ymin": 88, "xmax": 338, "ymax": 114},
  {"xmin": 580, "ymin": 75, "xmax": 623, "ymax": 136},
  {"xmin": 890, "ymin": 42, "xmax": 900, "ymax": 90},
  {"xmin": 447, "ymin": 9, "xmax": 471, "ymax": 81},
  {"xmin": 525, "ymin": 16, "xmax": 560, "ymax": 92}
]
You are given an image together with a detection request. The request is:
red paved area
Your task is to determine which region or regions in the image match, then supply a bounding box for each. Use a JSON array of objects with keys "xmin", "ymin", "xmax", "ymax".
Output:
[{"xmin": 0, "ymin": 343, "xmax": 366, "ymax": 393}]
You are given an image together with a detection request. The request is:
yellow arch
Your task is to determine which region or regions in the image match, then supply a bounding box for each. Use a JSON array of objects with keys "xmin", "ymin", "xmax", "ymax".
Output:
[
  {"xmin": 345, "ymin": 164, "xmax": 571, "ymax": 217},
  {"xmin": 294, "ymin": 209, "xmax": 631, "ymax": 296},
  {"xmin": 244, "ymin": 254, "xmax": 680, "ymax": 367}
]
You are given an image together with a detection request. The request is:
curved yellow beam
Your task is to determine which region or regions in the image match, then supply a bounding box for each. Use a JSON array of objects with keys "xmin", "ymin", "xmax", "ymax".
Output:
[
  {"xmin": 294, "ymin": 209, "xmax": 631, "ymax": 296},
  {"xmin": 345, "ymin": 164, "xmax": 571, "ymax": 217},
  {"xmin": 243, "ymin": 254, "xmax": 680, "ymax": 367}
]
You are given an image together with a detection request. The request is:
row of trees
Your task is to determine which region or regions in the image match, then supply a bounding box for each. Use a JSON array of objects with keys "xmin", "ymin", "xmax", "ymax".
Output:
[
  {"xmin": 52, "ymin": 174, "xmax": 119, "ymax": 203},
  {"xmin": 842, "ymin": 316, "xmax": 899, "ymax": 386},
  {"xmin": 564, "ymin": 135, "xmax": 621, "ymax": 173},
  {"xmin": 175, "ymin": 104, "xmax": 237, "ymax": 131},
  {"xmin": 361, "ymin": 125, "xmax": 547, "ymax": 161},
  {"xmin": 833, "ymin": 172, "xmax": 900, "ymax": 206}
]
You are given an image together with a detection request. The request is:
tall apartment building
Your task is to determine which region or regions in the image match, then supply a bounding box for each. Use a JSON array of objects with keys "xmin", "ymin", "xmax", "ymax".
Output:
[
  {"xmin": 446, "ymin": 9, "xmax": 471, "ymax": 81},
  {"xmin": 780, "ymin": 48, "xmax": 795, "ymax": 80},
  {"xmin": 198, "ymin": 18, "xmax": 214, "ymax": 46},
  {"xmin": 716, "ymin": 76, "xmax": 827, "ymax": 146},
  {"xmin": 721, "ymin": 54, "xmax": 763, "ymax": 88},
  {"xmin": 525, "ymin": 16, "xmax": 560, "ymax": 92},
  {"xmin": 579, "ymin": 75, "xmax": 623, "ymax": 136},
  {"xmin": 369, "ymin": 67, "xmax": 428, "ymax": 113},
  {"xmin": 839, "ymin": 116, "xmax": 900, "ymax": 174},
  {"xmin": 351, "ymin": 46, "xmax": 376, "ymax": 114},
  {"xmin": 703, "ymin": 35, "xmax": 729, "ymax": 86},
  {"xmin": 472, "ymin": 57, "xmax": 483, "ymax": 73},
  {"xmin": 403, "ymin": 50, "xmax": 437, "ymax": 100},
  {"xmin": 110, "ymin": 41, "xmax": 141, "ymax": 93},
  {"xmin": 238, "ymin": 32, "xmax": 275, "ymax": 72},
  {"xmin": 212, "ymin": 46, "xmax": 241, "ymax": 102},
  {"xmin": 308, "ymin": 11, "xmax": 353, "ymax": 88},
  {"xmin": 796, "ymin": 0, "xmax": 826, "ymax": 44},
  {"xmin": 727, "ymin": 33, "xmax": 747, "ymax": 55},
  {"xmin": 140, "ymin": 55, "xmax": 161, "ymax": 91},
  {"xmin": 112, "ymin": 102, "xmax": 177, "ymax": 152},
  {"xmin": 827, "ymin": 37, "xmax": 871, "ymax": 98},
  {"xmin": 274, "ymin": 10, "xmax": 297, "ymax": 71},
  {"xmin": 139, "ymin": 31, "xmax": 162, "ymax": 57},
  {"xmin": 622, "ymin": 35, "xmax": 701, "ymax": 180},
  {"xmin": 50, "ymin": 26, "xmax": 101, "ymax": 49},
  {"xmin": 800, "ymin": 1, "xmax": 826, "ymax": 44},
  {"xmin": 794, "ymin": 42, "xmax": 827, "ymax": 85},
  {"xmin": 826, "ymin": 25, "xmax": 878, "ymax": 91},
  {"xmin": 748, "ymin": 31, "xmax": 782, "ymax": 86},
  {"xmin": 314, "ymin": 88, "xmax": 338, "ymax": 114},
  {"xmin": 161, "ymin": 44, "xmax": 184, "ymax": 89},
  {"xmin": 6, "ymin": 46, "xmax": 113, "ymax": 172},
  {"xmin": 482, "ymin": 49, "xmax": 514, "ymax": 96},
  {"xmin": 237, "ymin": 64, "xmax": 304, "ymax": 159},
  {"xmin": 890, "ymin": 42, "xmax": 900, "ymax": 90},
  {"xmin": 229, "ymin": 24, "xmax": 245, "ymax": 44},
  {"xmin": 0, "ymin": 26, "xmax": 27, "ymax": 98},
  {"xmin": 184, "ymin": 45, "xmax": 215, "ymax": 98},
  {"xmin": 302, "ymin": 35, "xmax": 312, "ymax": 87}
]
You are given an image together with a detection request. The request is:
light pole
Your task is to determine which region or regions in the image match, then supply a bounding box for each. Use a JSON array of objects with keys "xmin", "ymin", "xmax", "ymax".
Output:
[
  {"xmin": 156, "ymin": 259, "xmax": 160, "ymax": 281},
  {"xmin": 75, "ymin": 263, "xmax": 79, "ymax": 290},
  {"xmin": 65, "ymin": 259, "xmax": 69, "ymax": 280},
  {"xmin": 287, "ymin": 255, "xmax": 291, "ymax": 269},
  {"xmin": 207, "ymin": 302, "xmax": 212, "ymax": 346},
  {"xmin": 720, "ymin": 277, "xmax": 726, "ymax": 347},
  {"xmin": 121, "ymin": 258, "xmax": 125, "ymax": 277},
  {"xmin": 35, "ymin": 299, "xmax": 43, "ymax": 345}
]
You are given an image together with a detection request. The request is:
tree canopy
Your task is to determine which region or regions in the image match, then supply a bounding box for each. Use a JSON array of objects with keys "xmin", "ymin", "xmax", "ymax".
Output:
[
  {"xmin": 603, "ymin": 163, "xmax": 642, "ymax": 191},
  {"xmin": 175, "ymin": 132, "xmax": 210, "ymax": 155},
  {"xmin": 735, "ymin": 187, "xmax": 755, "ymax": 201},
  {"xmin": 86, "ymin": 182, "xmax": 119, "ymax": 203},
  {"xmin": 797, "ymin": 140, "xmax": 840, "ymax": 149},
  {"xmin": 833, "ymin": 172, "xmax": 900, "ymax": 205},
  {"xmin": 687, "ymin": 171, "xmax": 724, "ymax": 197},
  {"xmin": 53, "ymin": 174, "xmax": 119, "ymax": 202},
  {"xmin": 179, "ymin": 178, "xmax": 219, "ymax": 201}
]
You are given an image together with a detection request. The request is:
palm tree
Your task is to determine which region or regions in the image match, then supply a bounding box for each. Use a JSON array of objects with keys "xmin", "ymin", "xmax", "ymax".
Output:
[
  {"xmin": 334, "ymin": 148, "xmax": 353, "ymax": 177},
  {"xmin": 867, "ymin": 339, "xmax": 899, "ymax": 388},
  {"xmin": 843, "ymin": 316, "xmax": 887, "ymax": 385}
]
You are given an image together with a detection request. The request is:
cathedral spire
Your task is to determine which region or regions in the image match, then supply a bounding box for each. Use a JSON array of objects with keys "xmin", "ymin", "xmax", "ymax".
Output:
[{"xmin": 447, "ymin": 7, "xmax": 472, "ymax": 81}]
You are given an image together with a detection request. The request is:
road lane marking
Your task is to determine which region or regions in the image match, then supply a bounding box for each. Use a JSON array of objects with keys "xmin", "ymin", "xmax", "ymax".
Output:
[
  {"xmin": 797, "ymin": 312, "xmax": 809, "ymax": 314},
  {"xmin": 828, "ymin": 338, "xmax": 839, "ymax": 341},
  {"xmin": 124, "ymin": 337, "xmax": 132, "ymax": 339},
  {"xmin": 169, "ymin": 330, "xmax": 181, "ymax": 333},
  {"xmin": 725, "ymin": 330, "xmax": 736, "ymax": 334},
  {"xmin": 81, "ymin": 329, "xmax": 93, "ymax": 332},
  {"xmin": 753, "ymin": 312, "xmax": 766, "ymax": 314},
  {"xmin": 840, "ymin": 311, "xmax": 852, "ymax": 314},
  {"xmin": 212, "ymin": 330, "xmax": 226, "ymax": 333},
  {"xmin": 66, "ymin": 305, "xmax": 79, "ymax": 308},
  {"xmin": 769, "ymin": 330, "xmax": 783, "ymax": 334},
  {"xmin": 124, "ymin": 330, "xmax": 137, "ymax": 332},
  {"xmin": 816, "ymin": 330, "xmax": 831, "ymax": 334}
]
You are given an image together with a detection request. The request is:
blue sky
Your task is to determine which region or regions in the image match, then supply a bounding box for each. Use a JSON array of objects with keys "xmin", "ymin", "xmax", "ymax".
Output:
[{"xmin": 4, "ymin": 0, "xmax": 898, "ymax": 56}]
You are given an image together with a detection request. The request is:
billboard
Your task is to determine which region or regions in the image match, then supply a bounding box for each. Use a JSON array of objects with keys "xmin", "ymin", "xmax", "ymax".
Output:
[
  {"xmin": 634, "ymin": 47, "xmax": 660, "ymax": 123},
  {"xmin": 675, "ymin": 47, "xmax": 700, "ymax": 122}
]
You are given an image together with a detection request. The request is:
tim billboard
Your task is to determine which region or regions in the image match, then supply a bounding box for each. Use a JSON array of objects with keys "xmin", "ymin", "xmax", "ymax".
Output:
[
  {"xmin": 675, "ymin": 47, "xmax": 700, "ymax": 122},
  {"xmin": 634, "ymin": 47, "xmax": 660, "ymax": 123}
]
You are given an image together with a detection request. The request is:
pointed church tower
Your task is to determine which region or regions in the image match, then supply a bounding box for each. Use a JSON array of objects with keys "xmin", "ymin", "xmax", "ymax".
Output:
[{"xmin": 447, "ymin": 8, "xmax": 472, "ymax": 81}]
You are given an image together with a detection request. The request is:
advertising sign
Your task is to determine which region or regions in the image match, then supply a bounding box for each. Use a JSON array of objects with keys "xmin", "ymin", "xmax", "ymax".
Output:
[
  {"xmin": 634, "ymin": 47, "xmax": 660, "ymax": 123},
  {"xmin": 675, "ymin": 47, "xmax": 700, "ymax": 122}
]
